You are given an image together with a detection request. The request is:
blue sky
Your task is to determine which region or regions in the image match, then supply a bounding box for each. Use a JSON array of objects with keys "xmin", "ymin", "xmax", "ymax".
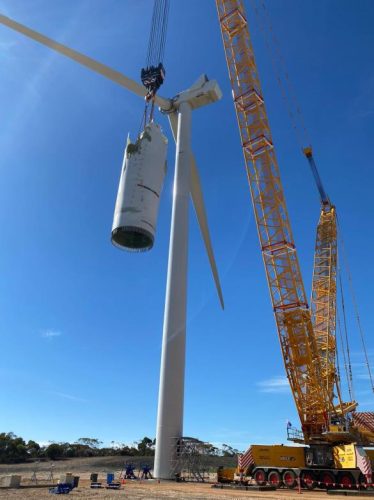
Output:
[{"xmin": 0, "ymin": 0, "xmax": 373, "ymax": 451}]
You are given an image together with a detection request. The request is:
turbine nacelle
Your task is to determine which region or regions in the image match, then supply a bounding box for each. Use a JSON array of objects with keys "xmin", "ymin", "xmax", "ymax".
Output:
[{"xmin": 172, "ymin": 74, "xmax": 222, "ymax": 110}]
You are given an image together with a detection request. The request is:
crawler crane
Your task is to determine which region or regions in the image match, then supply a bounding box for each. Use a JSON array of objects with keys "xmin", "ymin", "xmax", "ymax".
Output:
[{"xmin": 216, "ymin": 0, "xmax": 374, "ymax": 489}]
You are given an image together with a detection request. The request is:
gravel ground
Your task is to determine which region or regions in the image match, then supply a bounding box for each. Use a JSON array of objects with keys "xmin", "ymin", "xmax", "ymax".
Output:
[
  {"xmin": 0, "ymin": 459, "xmax": 367, "ymax": 499},
  {"xmin": 0, "ymin": 476, "xmax": 362, "ymax": 500}
]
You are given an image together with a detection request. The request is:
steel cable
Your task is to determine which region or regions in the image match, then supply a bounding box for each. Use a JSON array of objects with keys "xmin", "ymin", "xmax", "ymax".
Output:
[
  {"xmin": 249, "ymin": 0, "xmax": 310, "ymax": 149},
  {"xmin": 337, "ymin": 220, "xmax": 374, "ymax": 393},
  {"xmin": 146, "ymin": 0, "xmax": 169, "ymax": 68},
  {"xmin": 337, "ymin": 312, "xmax": 353, "ymax": 401},
  {"xmin": 338, "ymin": 271, "xmax": 355, "ymax": 400}
]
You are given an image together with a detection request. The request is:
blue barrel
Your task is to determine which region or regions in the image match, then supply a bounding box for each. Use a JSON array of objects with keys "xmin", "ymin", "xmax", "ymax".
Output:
[{"xmin": 107, "ymin": 473, "xmax": 114, "ymax": 484}]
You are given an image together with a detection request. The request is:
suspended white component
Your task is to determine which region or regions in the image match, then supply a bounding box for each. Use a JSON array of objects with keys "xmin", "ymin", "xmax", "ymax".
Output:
[{"xmin": 111, "ymin": 122, "xmax": 168, "ymax": 251}]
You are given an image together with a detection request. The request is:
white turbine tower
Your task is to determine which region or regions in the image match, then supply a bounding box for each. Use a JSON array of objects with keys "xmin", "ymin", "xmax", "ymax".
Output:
[
  {"xmin": 154, "ymin": 76, "xmax": 223, "ymax": 479},
  {"xmin": 0, "ymin": 12, "xmax": 224, "ymax": 480}
]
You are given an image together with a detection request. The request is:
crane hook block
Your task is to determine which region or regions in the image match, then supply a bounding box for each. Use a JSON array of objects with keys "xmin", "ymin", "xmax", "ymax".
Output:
[
  {"xmin": 141, "ymin": 63, "xmax": 166, "ymax": 100},
  {"xmin": 303, "ymin": 146, "xmax": 313, "ymax": 158}
]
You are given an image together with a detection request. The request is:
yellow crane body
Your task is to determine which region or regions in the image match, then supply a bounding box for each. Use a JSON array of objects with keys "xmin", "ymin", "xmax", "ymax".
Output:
[
  {"xmin": 215, "ymin": 0, "xmax": 338, "ymax": 440},
  {"xmin": 305, "ymin": 148, "xmax": 359, "ymax": 420},
  {"xmin": 228, "ymin": 443, "xmax": 372, "ymax": 487},
  {"xmin": 311, "ymin": 206, "xmax": 338, "ymax": 402},
  {"xmin": 216, "ymin": 0, "xmax": 373, "ymax": 488}
]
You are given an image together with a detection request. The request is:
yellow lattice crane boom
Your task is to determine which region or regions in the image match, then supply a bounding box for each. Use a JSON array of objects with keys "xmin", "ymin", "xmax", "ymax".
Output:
[
  {"xmin": 304, "ymin": 147, "xmax": 339, "ymax": 406},
  {"xmin": 215, "ymin": 0, "xmax": 356, "ymax": 443},
  {"xmin": 305, "ymin": 148, "xmax": 374, "ymax": 445},
  {"xmin": 311, "ymin": 205, "xmax": 338, "ymax": 402}
]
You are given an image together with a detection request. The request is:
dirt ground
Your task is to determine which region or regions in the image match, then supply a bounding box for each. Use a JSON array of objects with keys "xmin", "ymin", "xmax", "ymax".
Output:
[
  {"xmin": 0, "ymin": 474, "xmax": 367, "ymax": 499},
  {"xmin": 0, "ymin": 459, "xmax": 369, "ymax": 499},
  {"xmin": 0, "ymin": 483, "xmax": 364, "ymax": 500}
]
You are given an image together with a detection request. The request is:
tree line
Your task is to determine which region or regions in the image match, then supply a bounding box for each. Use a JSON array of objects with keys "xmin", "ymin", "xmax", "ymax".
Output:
[{"xmin": 0, "ymin": 433, "xmax": 240, "ymax": 463}]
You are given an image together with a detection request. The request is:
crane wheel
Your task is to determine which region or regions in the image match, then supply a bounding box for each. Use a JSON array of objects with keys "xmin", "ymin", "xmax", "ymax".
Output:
[
  {"xmin": 301, "ymin": 471, "xmax": 317, "ymax": 490},
  {"xmin": 253, "ymin": 469, "xmax": 267, "ymax": 486},
  {"xmin": 320, "ymin": 472, "xmax": 335, "ymax": 489},
  {"xmin": 267, "ymin": 470, "xmax": 281, "ymax": 488},
  {"xmin": 282, "ymin": 470, "xmax": 297, "ymax": 489},
  {"xmin": 338, "ymin": 472, "xmax": 355, "ymax": 489}
]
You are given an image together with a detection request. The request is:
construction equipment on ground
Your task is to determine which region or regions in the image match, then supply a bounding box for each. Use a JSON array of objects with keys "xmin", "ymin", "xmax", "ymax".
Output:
[
  {"xmin": 123, "ymin": 463, "xmax": 138, "ymax": 480},
  {"xmin": 224, "ymin": 443, "xmax": 372, "ymax": 489},
  {"xmin": 170, "ymin": 437, "xmax": 212, "ymax": 482},
  {"xmin": 216, "ymin": 0, "xmax": 373, "ymax": 490},
  {"xmin": 217, "ymin": 466, "xmax": 236, "ymax": 484},
  {"xmin": 139, "ymin": 464, "xmax": 153, "ymax": 480}
]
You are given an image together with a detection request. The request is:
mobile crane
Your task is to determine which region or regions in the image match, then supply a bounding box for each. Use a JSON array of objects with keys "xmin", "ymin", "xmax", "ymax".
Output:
[{"xmin": 216, "ymin": 0, "xmax": 374, "ymax": 489}]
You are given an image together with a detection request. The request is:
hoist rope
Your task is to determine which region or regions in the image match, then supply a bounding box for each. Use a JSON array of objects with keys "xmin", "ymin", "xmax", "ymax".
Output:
[
  {"xmin": 146, "ymin": 0, "xmax": 169, "ymax": 68},
  {"xmin": 338, "ymin": 271, "xmax": 355, "ymax": 400},
  {"xmin": 249, "ymin": 0, "xmax": 310, "ymax": 149},
  {"xmin": 337, "ymin": 220, "xmax": 374, "ymax": 393},
  {"xmin": 137, "ymin": 102, "xmax": 149, "ymax": 137},
  {"xmin": 335, "ymin": 324, "xmax": 342, "ymax": 389},
  {"xmin": 159, "ymin": 1, "xmax": 169, "ymax": 65},
  {"xmin": 336, "ymin": 311, "xmax": 354, "ymax": 401}
]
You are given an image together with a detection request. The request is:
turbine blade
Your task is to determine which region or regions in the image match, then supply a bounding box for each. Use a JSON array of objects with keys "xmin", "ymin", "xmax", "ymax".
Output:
[
  {"xmin": 0, "ymin": 14, "xmax": 171, "ymax": 111},
  {"xmin": 190, "ymin": 155, "xmax": 224, "ymax": 309},
  {"xmin": 168, "ymin": 113, "xmax": 224, "ymax": 309}
]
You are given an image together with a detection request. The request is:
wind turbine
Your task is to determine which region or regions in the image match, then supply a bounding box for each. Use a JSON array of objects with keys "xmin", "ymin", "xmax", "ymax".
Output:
[{"xmin": 0, "ymin": 12, "xmax": 224, "ymax": 480}]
